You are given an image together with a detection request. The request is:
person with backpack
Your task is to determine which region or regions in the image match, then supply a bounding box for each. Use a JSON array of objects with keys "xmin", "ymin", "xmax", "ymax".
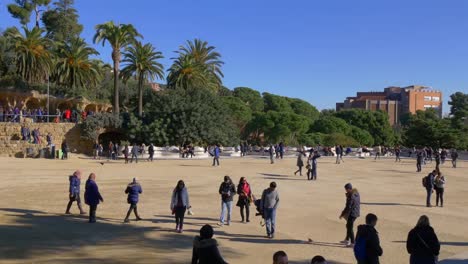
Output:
[
  {"xmin": 170, "ymin": 180, "xmax": 190, "ymax": 233},
  {"xmin": 124, "ymin": 177, "xmax": 143, "ymax": 223},
  {"xmin": 65, "ymin": 170, "xmax": 86, "ymax": 215},
  {"xmin": 354, "ymin": 213, "xmax": 383, "ymax": 264},
  {"xmin": 406, "ymin": 215, "xmax": 440, "ymax": 264},
  {"xmin": 434, "ymin": 172, "xmax": 446, "ymax": 207},
  {"xmin": 218, "ymin": 176, "xmax": 236, "ymax": 226},
  {"xmin": 340, "ymin": 183, "xmax": 361, "ymax": 247},
  {"xmin": 422, "ymin": 170, "xmax": 436, "ymax": 207},
  {"xmin": 191, "ymin": 224, "xmax": 228, "ymax": 264}
]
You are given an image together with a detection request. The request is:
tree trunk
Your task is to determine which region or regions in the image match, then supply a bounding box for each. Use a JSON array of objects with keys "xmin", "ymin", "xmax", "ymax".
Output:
[
  {"xmin": 112, "ymin": 50, "xmax": 120, "ymax": 114},
  {"xmin": 138, "ymin": 74, "xmax": 143, "ymax": 117}
]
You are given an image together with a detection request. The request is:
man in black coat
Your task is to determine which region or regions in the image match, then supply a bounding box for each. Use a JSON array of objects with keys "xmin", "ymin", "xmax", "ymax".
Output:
[
  {"xmin": 354, "ymin": 213, "xmax": 383, "ymax": 264},
  {"xmin": 192, "ymin": 224, "xmax": 227, "ymax": 264}
]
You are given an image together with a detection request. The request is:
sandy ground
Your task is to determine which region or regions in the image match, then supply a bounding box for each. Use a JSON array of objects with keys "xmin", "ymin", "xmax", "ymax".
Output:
[{"xmin": 0, "ymin": 155, "xmax": 467, "ymax": 264}]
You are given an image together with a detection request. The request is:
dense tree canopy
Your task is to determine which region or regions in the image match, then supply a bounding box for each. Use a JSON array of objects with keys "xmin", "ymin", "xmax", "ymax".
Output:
[
  {"xmin": 232, "ymin": 87, "xmax": 264, "ymax": 112},
  {"xmin": 42, "ymin": 0, "xmax": 83, "ymax": 43}
]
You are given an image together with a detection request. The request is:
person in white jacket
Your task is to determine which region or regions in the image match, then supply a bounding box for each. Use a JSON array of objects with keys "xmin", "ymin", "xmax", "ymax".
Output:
[{"xmin": 171, "ymin": 180, "xmax": 190, "ymax": 233}]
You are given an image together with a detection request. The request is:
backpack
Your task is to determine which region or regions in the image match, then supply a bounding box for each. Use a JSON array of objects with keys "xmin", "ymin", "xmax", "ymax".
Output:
[
  {"xmin": 422, "ymin": 176, "xmax": 428, "ymax": 188},
  {"xmin": 354, "ymin": 235, "xmax": 367, "ymax": 261}
]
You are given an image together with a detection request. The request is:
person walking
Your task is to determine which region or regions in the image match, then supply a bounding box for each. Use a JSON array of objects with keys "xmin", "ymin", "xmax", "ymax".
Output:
[
  {"xmin": 294, "ymin": 151, "xmax": 305, "ymax": 176},
  {"xmin": 423, "ymin": 170, "xmax": 436, "ymax": 207},
  {"xmin": 123, "ymin": 144, "xmax": 129, "ymax": 164},
  {"xmin": 416, "ymin": 151, "xmax": 423, "ymax": 172},
  {"xmin": 130, "ymin": 143, "xmax": 139, "ymax": 163},
  {"xmin": 434, "ymin": 172, "xmax": 445, "ymax": 207},
  {"xmin": 395, "ymin": 146, "xmax": 401, "ymax": 162},
  {"xmin": 335, "ymin": 145, "xmax": 342, "ymax": 164},
  {"xmin": 354, "ymin": 213, "xmax": 383, "ymax": 264},
  {"xmin": 406, "ymin": 215, "xmax": 440, "ymax": 264},
  {"xmin": 434, "ymin": 151, "xmax": 441, "ymax": 171},
  {"xmin": 309, "ymin": 151, "xmax": 321, "ymax": 181},
  {"xmin": 65, "ymin": 170, "xmax": 86, "ymax": 215},
  {"xmin": 279, "ymin": 142, "xmax": 285, "ymax": 159},
  {"xmin": 191, "ymin": 224, "xmax": 228, "ymax": 264},
  {"xmin": 61, "ymin": 140, "xmax": 69, "ymax": 160},
  {"xmin": 218, "ymin": 176, "xmax": 236, "ymax": 226},
  {"xmin": 374, "ymin": 145, "xmax": 381, "ymax": 160},
  {"xmin": 93, "ymin": 142, "xmax": 99, "ymax": 159},
  {"xmin": 148, "ymin": 143, "xmax": 155, "ymax": 162},
  {"xmin": 236, "ymin": 177, "xmax": 253, "ymax": 223},
  {"xmin": 170, "ymin": 180, "xmax": 190, "ymax": 233},
  {"xmin": 124, "ymin": 177, "xmax": 143, "ymax": 223},
  {"xmin": 84, "ymin": 173, "xmax": 104, "ymax": 223},
  {"xmin": 212, "ymin": 145, "xmax": 220, "ymax": 166},
  {"xmin": 261, "ymin": 182, "xmax": 280, "ymax": 239},
  {"xmin": 339, "ymin": 183, "xmax": 360, "ymax": 247},
  {"xmin": 451, "ymin": 149, "xmax": 458, "ymax": 168},
  {"xmin": 440, "ymin": 149, "xmax": 447, "ymax": 164},
  {"xmin": 268, "ymin": 144, "xmax": 275, "ymax": 164},
  {"xmin": 108, "ymin": 141, "xmax": 114, "ymax": 160}
]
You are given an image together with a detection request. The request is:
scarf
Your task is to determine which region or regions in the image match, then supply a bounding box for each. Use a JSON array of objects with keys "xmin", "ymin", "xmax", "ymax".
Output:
[{"xmin": 242, "ymin": 183, "xmax": 250, "ymax": 196}]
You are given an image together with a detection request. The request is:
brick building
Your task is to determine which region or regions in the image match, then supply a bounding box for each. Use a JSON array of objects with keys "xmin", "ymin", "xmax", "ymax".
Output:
[{"xmin": 336, "ymin": 85, "xmax": 442, "ymax": 126}]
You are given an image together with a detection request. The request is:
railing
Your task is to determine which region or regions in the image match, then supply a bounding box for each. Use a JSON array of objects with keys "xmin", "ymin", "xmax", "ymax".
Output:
[{"xmin": 0, "ymin": 114, "xmax": 82, "ymax": 123}]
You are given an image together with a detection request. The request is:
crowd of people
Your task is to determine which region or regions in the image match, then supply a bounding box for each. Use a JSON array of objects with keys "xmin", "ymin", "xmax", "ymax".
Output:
[{"xmin": 1, "ymin": 104, "xmax": 97, "ymax": 123}]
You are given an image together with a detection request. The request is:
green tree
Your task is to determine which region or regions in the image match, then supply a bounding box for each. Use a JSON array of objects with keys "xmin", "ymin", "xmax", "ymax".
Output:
[
  {"xmin": 232, "ymin": 87, "xmax": 264, "ymax": 112},
  {"xmin": 53, "ymin": 38, "xmax": 102, "ymax": 91},
  {"xmin": 167, "ymin": 39, "xmax": 224, "ymax": 91},
  {"xmin": 287, "ymin": 98, "xmax": 320, "ymax": 122},
  {"xmin": 120, "ymin": 41, "xmax": 164, "ymax": 117},
  {"xmin": 322, "ymin": 133, "xmax": 359, "ymax": 147},
  {"xmin": 42, "ymin": 0, "xmax": 83, "ymax": 43},
  {"xmin": 7, "ymin": 26, "xmax": 52, "ymax": 84},
  {"xmin": 263, "ymin": 92, "xmax": 293, "ymax": 113},
  {"xmin": 448, "ymin": 92, "xmax": 468, "ymax": 127},
  {"xmin": 221, "ymin": 96, "xmax": 252, "ymax": 132},
  {"xmin": 93, "ymin": 21, "xmax": 142, "ymax": 114},
  {"xmin": 7, "ymin": 0, "xmax": 51, "ymax": 27},
  {"xmin": 349, "ymin": 125, "xmax": 374, "ymax": 146},
  {"xmin": 311, "ymin": 115, "xmax": 351, "ymax": 135}
]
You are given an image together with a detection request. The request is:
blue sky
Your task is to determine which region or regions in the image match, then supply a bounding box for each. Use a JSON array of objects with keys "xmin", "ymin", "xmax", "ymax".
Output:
[{"xmin": 1, "ymin": 0, "xmax": 467, "ymax": 112}]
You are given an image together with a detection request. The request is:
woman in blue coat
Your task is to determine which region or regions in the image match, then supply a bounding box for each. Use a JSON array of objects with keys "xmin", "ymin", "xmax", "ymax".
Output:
[
  {"xmin": 84, "ymin": 173, "xmax": 104, "ymax": 223},
  {"xmin": 124, "ymin": 177, "xmax": 143, "ymax": 223},
  {"xmin": 65, "ymin": 170, "xmax": 86, "ymax": 215}
]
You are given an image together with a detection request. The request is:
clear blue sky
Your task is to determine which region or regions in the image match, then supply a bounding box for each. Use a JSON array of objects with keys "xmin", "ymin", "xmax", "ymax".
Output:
[{"xmin": 1, "ymin": 0, "xmax": 467, "ymax": 112}]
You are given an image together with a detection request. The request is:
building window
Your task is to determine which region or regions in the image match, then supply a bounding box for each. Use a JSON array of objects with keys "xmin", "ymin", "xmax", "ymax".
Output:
[
  {"xmin": 424, "ymin": 96, "xmax": 432, "ymax": 101},
  {"xmin": 432, "ymin": 96, "xmax": 440, "ymax": 101}
]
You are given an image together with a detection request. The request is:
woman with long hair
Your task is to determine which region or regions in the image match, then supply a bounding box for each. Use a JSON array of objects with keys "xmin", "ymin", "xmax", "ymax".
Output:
[
  {"xmin": 170, "ymin": 180, "xmax": 190, "ymax": 233},
  {"xmin": 236, "ymin": 177, "xmax": 253, "ymax": 223},
  {"xmin": 434, "ymin": 171, "xmax": 446, "ymax": 207},
  {"xmin": 406, "ymin": 215, "xmax": 440, "ymax": 264}
]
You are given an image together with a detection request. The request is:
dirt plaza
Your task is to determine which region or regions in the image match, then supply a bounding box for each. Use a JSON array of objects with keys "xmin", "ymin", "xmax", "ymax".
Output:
[{"xmin": 0, "ymin": 156, "xmax": 466, "ymax": 264}]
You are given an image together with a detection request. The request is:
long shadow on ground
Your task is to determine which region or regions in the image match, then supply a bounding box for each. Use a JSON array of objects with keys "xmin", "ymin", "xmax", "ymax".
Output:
[
  {"xmin": 362, "ymin": 202, "xmax": 426, "ymax": 208},
  {"xmin": 0, "ymin": 208, "xmax": 236, "ymax": 263}
]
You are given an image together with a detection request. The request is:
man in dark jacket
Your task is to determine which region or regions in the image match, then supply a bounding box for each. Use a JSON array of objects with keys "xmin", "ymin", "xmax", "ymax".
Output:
[
  {"xmin": 192, "ymin": 224, "xmax": 228, "ymax": 264},
  {"xmin": 212, "ymin": 145, "xmax": 221, "ymax": 166},
  {"xmin": 340, "ymin": 183, "xmax": 360, "ymax": 247},
  {"xmin": 218, "ymin": 176, "xmax": 236, "ymax": 226},
  {"xmin": 65, "ymin": 170, "xmax": 86, "ymax": 215},
  {"xmin": 84, "ymin": 173, "xmax": 104, "ymax": 223},
  {"xmin": 451, "ymin": 149, "xmax": 459, "ymax": 168},
  {"xmin": 124, "ymin": 177, "xmax": 143, "ymax": 223},
  {"xmin": 148, "ymin": 144, "xmax": 155, "ymax": 162},
  {"xmin": 130, "ymin": 143, "xmax": 139, "ymax": 163},
  {"xmin": 354, "ymin": 213, "xmax": 383, "ymax": 264},
  {"xmin": 416, "ymin": 151, "xmax": 423, "ymax": 172},
  {"xmin": 424, "ymin": 170, "xmax": 436, "ymax": 207}
]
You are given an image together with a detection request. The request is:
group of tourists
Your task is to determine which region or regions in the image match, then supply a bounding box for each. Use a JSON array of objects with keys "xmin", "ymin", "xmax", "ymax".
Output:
[
  {"xmin": 416, "ymin": 148, "xmax": 459, "ymax": 172},
  {"xmin": 293, "ymin": 149, "xmax": 321, "ymax": 180}
]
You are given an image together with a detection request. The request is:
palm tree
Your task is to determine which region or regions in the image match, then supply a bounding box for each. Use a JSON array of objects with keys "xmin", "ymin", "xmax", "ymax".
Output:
[
  {"xmin": 120, "ymin": 41, "xmax": 164, "ymax": 116},
  {"xmin": 167, "ymin": 39, "xmax": 224, "ymax": 91},
  {"xmin": 54, "ymin": 38, "xmax": 103, "ymax": 90},
  {"xmin": 93, "ymin": 21, "xmax": 141, "ymax": 114},
  {"xmin": 7, "ymin": 26, "xmax": 52, "ymax": 84}
]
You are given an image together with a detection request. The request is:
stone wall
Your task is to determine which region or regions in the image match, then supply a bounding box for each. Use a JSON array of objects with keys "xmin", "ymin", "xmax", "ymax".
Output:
[{"xmin": 0, "ymin": 123, "xmax": 92, "ymax": 157}]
